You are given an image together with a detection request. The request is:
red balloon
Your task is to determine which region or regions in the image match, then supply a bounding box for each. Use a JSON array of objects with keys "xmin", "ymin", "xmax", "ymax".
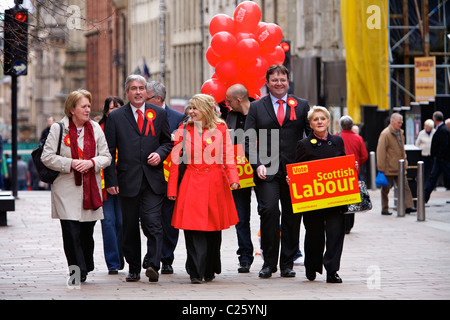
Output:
[
  {"xmin": 256, "ymin": 23, "xmax": 283, "ymax": 52},
  {"xmin": 215, "ymin": 59, "xmax": 239, "ymax": 83},
  {"xmin": 209, "ymin": 14, "xmax": 235, "ymax": 36},
  {"xmin": 206, "ymin": 46, "xmax": 221, "ymax": 67},
  {"xmin": 243, "ymin": 57, "xmax": 269, "ymax": 80},
  {"xmin": 233, "ymin": 1, "xmax": 261, "ymax": 33},
  {"xmin": 210, "ymin": 31, "xmax": 237, "ymax": 59},
  {"xmin": 235, "ymin": 39, "xmax": 261, "ymax": 63},
  {"xmin": 235, "ymin": 32, "xmax": 257, "ymax": 43},
  {"xmin": 262, "ymin": 45, "xmax": 285, "ymax": 66},
  {"xmin": 201, "ymin": 79, "xmax": 227, "ymax": 103}
]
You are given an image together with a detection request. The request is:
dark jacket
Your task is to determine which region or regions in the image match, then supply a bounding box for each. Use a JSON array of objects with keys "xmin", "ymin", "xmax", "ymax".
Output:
[
  {"xmin": 103, "ymin": 103, "xmax": 173, "ymax": 197},
  {"xmin": 244, "ymin": 95, "xmax": 311, "ymax": 180},
  {"xmin": 430, "ymin": 123, "xmax": 450, "ymax": 161}
]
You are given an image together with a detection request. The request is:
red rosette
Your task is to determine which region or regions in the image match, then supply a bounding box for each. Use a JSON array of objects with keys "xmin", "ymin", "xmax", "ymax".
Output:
[
  {"xmin": 287, "ymin": 97, "xmax": 298, "ymax": 121},
  {"xmin": 145, "ymin": 109, "xmax": 156, "ymax": 136}
]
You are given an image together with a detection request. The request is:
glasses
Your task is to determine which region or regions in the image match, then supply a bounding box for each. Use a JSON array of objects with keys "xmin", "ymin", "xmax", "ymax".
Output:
[{"xmin": 146, "ymin": 96, "xmax": 156, "ymax": 101}]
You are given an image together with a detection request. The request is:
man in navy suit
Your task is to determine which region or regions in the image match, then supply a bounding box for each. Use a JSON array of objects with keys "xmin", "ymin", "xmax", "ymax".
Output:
[
  {"xmin": 104, "ymin": 75, "xmax": 173, "ymax": 282},
  {"xmin": 146, "ymin": 81, "xmax": 185, "ymax": 275},
  {"xmin": 424, "ymin": 111, "xmax": 450, "ymax": 203},
  {"xmin": 244, "ymin": 65, "xmax": 311, "ymax": 279}
]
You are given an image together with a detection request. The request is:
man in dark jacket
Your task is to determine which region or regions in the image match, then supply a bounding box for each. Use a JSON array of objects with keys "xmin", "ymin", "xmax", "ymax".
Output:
[{"xmin": 424, "ymin": 111, "xmax": 450, "ymax": 203}]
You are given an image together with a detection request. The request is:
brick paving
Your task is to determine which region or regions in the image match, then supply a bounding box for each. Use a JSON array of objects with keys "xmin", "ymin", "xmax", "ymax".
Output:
[{"xmin": 1, "ymin": 188, "xmax": 450, "ymax": 301}]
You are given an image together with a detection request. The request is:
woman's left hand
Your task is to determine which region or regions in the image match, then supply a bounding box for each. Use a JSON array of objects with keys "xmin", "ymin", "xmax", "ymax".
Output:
[
  {"xmin": 230, "ymin": 182, "xmax": 240, "ymax": 190},
  {"xmin": 355, "ymin": 161, "xmax": 359, "ymax": 172}
]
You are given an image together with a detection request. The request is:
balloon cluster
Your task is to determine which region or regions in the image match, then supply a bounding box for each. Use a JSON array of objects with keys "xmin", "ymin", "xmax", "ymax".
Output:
[{"xmin": 201, "ymin": 1, "xmax": 285, "ymax": 103}]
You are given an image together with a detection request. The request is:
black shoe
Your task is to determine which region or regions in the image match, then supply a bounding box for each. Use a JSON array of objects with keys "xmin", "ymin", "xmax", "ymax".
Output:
[
  {"xmin": 280, "ymin": 268, "xmax": 296, "ymax": 277},
  {"xmin": 326, "ymin": 272, "xmax": 342, "ymax": 283},
  {"xmin": 405, "ymin": 207, "xmax": 417, "ymax": 213},
  {"xmin": 305, "ymin": 269, "xmax": 316, "ymax": 281},
  {"xmin": 145, "ymin": 267, "xmax": 159, "ymax": 282},
  {"xmin": 259, "ymin": 266, "xmax": 276, "ymax": 278},
  {"xmin": 108, "ymin": 269, "xmax": 119, "ymax": 275},
  {"xmin": 126, "ymin": 272, "xmax": 140, "ymax": 282},
  {"xmin": 381, "ymin": 211, "xmax": 392, "ymax": 215},
  {"xmin": 204, "ymin": 275, "xmax": 215, "ymax": 282},
  {"xmin": 238, "ymin": 262, "xmax": 251, "ymax": 273},
  {"xmin": 161, "ymin": 264, "xmax": 173, "ymax": 274},
  {"xmin": 191, "ymin": 278, "xmax": 202, "ymax": 284}
]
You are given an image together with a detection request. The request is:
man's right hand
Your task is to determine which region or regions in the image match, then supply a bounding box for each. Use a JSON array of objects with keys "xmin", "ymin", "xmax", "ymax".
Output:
[
  {"xmin": 107, "ymin": 186, "xmax": 119, "ymax": 195},
  {"xmin": 256, "ymin": 165, "xmax": 267, "ymax": 180}
]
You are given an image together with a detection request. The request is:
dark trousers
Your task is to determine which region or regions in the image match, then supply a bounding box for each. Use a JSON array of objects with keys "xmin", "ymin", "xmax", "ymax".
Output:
[
  {"xmin": 60, "ymin": 220, "xmax": 96, "ymax": 277},
  {"xmin": 232, "ymin": 187, "xmax": 254, "ymax": 265},
  {"xmin": 118, "ymin": 178, "xmax": 163, "ymax": 273},
  {"xmin": 184, "ymin": 230, "xmax": 222, "ymax": 280},
  {"xmin": 161, "ymin": 197, "xmax": 179, "ymax": 266},
  {"xmin": 425, "ymin": 158, "xmax": 450, "ymax": 202},
  {"xmin": 254, "ymin": 169, "xmax": 302, "ymax": 270},
  {"xmin": 303, "ymin": 208, "xmax": 345, "ymax": 274}
]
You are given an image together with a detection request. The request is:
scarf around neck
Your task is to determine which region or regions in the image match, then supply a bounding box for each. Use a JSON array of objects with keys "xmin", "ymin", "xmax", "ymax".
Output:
[{"xmin": 69, "ymin": 118, "xmax": 103, "ymax": 210}]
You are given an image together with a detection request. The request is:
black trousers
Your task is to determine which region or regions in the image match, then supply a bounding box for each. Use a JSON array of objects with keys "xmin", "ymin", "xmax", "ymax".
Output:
[
  {"xmin": 184, "ymin": 230, "xmax": 222, "ymax": 280},
  {"xmin": 254, "ymin": 169, "xmax": 302, "ymax": 270},
  {"xmin": 303, "ymin": 208, "xmax": 345, "ymax": 274},
  {"xmin": 161, "ymin": 196, "xmax": 179, "ymax": 266},
  {"xmin": 118, "ymin": 178, "xmax": 163, "ymax": 273},
  {"xmin": 60, "ymin": 220, "xmax": 96, "ymax": 277}
]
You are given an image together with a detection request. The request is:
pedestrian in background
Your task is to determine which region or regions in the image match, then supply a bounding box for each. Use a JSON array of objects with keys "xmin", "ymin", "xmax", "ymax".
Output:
[
  {"xmin": 294, "ymin": 106, "xmax": 351, "ymax": 283},
  {"xmin": 41, "ymin": 89, "xmax": 112, "ymax": 283},
  {"xmin": 424, "ymin": 111, "xmax": 450, "ymax": 202},
  {"xmin": 415, "ymin": 119, "xmax": 435, "ymax": 184},
  {"xmin": 167, "ymin": 94, "xmax": 240, "ymax": 284},
  {"xmin": 376, "ymin": 113, "xmax": 416, "ymax": 215},
  {"xmin": 99, "ymin": 96, "xmax": 125, "ymax": 275},
  {"xmin": 337, "ymin": 115, "xmax": 368, "ymax": 233}
]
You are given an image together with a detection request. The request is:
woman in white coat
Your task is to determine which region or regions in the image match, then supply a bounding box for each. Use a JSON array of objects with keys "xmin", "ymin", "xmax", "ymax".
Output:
[{"xmin": 41, "ymin": 89, "xmax": 112, "ymax": 283}]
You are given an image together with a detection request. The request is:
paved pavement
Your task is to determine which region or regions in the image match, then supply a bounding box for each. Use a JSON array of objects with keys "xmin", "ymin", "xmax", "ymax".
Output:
[{"xmin": 1, "ymin": 187, "xmax": 450, "ymax": 303}]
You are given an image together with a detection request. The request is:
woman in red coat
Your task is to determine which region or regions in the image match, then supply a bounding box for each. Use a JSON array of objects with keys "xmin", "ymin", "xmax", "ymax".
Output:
[{"xmin": 167, "ymin": 94, "xmax": 240, "ymax": 283}]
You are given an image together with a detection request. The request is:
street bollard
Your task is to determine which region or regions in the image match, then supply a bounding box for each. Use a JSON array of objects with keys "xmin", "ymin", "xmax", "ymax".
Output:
[
  {"xmin": 397, "ymin": 159, "xmax": 405, "ymax": 217},
  {"xmin": 370, "ymin": 152, "xmax": 376, "ymax": 190},
  {"xmin": 417, "ymin": 161, "xmax": 426, "ymax": 221}
]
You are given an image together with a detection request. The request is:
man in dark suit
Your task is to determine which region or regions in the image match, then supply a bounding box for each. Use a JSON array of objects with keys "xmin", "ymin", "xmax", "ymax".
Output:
[
  {"xmin": 226, "ymin": 84, "xmax": 254, "ymax": 273},
  {"xmin": 424, "ymin": 111, "xmax": 450, "ymax": 203},
  {"xmin": 244, "ymin": 65, "xmax": 311, "ymax": 278},
  {"xmin": 146, "ymin": 81, "xmax": 185, "ymax": 275},
  {"xmin": 104, "ymin": 75, "xmax": 173, "ymax": 282}
]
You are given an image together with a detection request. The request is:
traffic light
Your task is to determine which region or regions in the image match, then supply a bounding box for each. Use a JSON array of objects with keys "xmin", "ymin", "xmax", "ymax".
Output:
[
  {"xmin": 3, "ymin": 8, "xmax": 29, "ymax": 76},
  {"xmin": 279, "ymin": 40, "xmax": 293, "ymax": 93},
  {"xmin": 279, "ymin": 40, "xmax": 291, "ymax": 72}
]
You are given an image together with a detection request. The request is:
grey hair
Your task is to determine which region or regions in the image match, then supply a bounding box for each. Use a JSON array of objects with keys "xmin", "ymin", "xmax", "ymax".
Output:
[
  {"xmin": 146, "ymin": 81, "xmax": 166, "ymax": 102},
  {"xmin": 339, "ymin": 115, "xmax": 354, "ymax": 130},
  {"xmin": 124, "ymin": 74, "xmax": 147, "ymax": 92}
]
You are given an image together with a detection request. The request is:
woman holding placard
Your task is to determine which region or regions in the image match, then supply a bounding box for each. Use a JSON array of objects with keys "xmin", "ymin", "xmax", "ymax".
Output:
[{"xmin": 294, "ymin": 106, "xmax": 349, "ymax": 283}]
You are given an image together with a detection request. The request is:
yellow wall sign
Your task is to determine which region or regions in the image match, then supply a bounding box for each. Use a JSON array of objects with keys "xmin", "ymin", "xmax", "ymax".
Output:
[
  {"xmin": 415, "ymin": 56, "xmax": 436, "ymax": 102},
  {"xmin": 287, "ymin": 155, "xmax": 361, "ymax": 213}
]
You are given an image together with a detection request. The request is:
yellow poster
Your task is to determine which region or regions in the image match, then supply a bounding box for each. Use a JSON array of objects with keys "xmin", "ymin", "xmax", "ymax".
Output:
[{"xmin": 415, "ymin": 57, "xmax": 436, "ymax": 102}]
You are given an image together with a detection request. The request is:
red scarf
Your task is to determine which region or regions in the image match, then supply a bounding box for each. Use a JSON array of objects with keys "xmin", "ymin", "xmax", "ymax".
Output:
[{"xmin": 69, "ymin": 119, "xmax": 103, "ymax": 210}]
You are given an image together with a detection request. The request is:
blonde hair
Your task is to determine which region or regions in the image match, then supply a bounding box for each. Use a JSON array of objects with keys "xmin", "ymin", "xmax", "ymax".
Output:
[
  {"xmin": 64, "ymin": 89, "xmax": 92, "ymax": 118},
  {"xmin": 188, "ymin": 94, "xmax": 224, "ymax": 129},
  {"xmin": 307, "ymin": 106, "xmax": 330, "ymax": 121},
  {"xmin": 424, "ymin": 119, "xmax": 434, "ymax": 129}
]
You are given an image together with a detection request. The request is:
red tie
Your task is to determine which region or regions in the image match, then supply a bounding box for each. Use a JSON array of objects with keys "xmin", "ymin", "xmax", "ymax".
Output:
[
  {"xmin": 136, "ymin": 109, "xmax": 144, "ymax": 132},
  {"xmin": 277, "ymin": 100, "xmax": 285, "ymax": 126}
]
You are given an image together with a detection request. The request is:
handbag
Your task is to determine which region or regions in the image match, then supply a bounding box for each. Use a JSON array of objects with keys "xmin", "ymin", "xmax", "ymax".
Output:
[
  {"xmin": 375, "ymin": 171, "xmax": 389, "ymax": 187},
  {"xmin": 346, "ymin": 180, "xmax": 372, "ymax": 213},
  {"xmin": 31, "ymin": 122, "xmax": 63, "ymax": 184}
]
